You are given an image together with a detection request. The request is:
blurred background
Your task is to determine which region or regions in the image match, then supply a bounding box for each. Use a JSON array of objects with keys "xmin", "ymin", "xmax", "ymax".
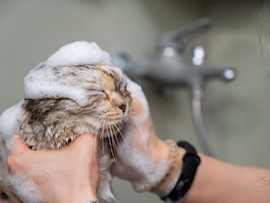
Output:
[{"xmin": 0, "ymin": 0, "xmax": 270, "ymax": 202}]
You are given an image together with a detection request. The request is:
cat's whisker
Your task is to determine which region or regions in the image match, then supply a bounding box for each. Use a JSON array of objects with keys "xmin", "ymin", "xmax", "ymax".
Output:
[
  {"xmin": 110, "ymin": 122, "xmax": 117, "ymax": 138},
  {"xmin": 95, "ymin": 117, "xmax": 105, "ymax": 148},
  {"xmin": 97, "ymin": 111, "xmax": 109, "ymax": 119},
  {"xmin": 97, "ymin": 115, "xmax": 103, "ymax": 122},
  {"xmin": 98, "ymin": 112, "xmax": 108, "ymax": 117},
  {"xmin": 95, "ymin": 119, "xmax": 102, "ymax": 132},
  {"xmin": 111, "ymin": 122, "xmax": 119, "ymax": 162},
  {"xmin": 123, "ymin": 115, "xmax": 129, "ymax": 122},
  {"xmin": 98, "ymin": 112, "xmax": 117, "ymax": 118},
  {"xmin": 107, "ymin": 133, "xmax": 113, "ymax": 155},
  {"xmin": 111, "ymin": 124, "xmax": 122, "ymax": 163},
  {"xmin": 110, "ymin": 123, "xmax": 119, "ymax": 165},
  {"xmin": 113, "ymin": 124, "xmax": 123, "ymax": 140},
  {"xmin": 101, "ymin": 120, "xmax": 106, "ymax": 155},
  {"xmin": 112, "ymin": 124, "xmax": 120, "ymax": 147},
  {"xmin": 117, "ymin": 129, "xmax": 131, "ymax": 151},
  {"xmin": 120, "ymin": 120, "xmax": 128, "ymax": 129},
  {"xmin": 108, "ymin": 122, "xmax": 116, "ymax": 151},
  {"xmin": 97, "ymin": 114, "xmax": 107, "ymax": 123},
  {"xmin": 92, "ymin": 119, "xmax": 103, "ymax": 163},
  {"xmin": 111, "ymin": 138, "xmax": 119, "ymax": 167},
  {"xmin": 107, "ymin": 125, "xmax": 117, "ymax": 164}
]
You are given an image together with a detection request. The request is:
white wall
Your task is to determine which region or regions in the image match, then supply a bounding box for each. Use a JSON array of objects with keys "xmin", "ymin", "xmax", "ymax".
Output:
[{"xmin": 204, "ymin": 1, "xmax": 270, "ymax": 167}]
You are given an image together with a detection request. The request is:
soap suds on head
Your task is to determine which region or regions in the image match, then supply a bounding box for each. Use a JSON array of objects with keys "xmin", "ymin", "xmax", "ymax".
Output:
[
  {"xmin": 24, "ymin": 65, "xmax": 91, "ymax": 106},
  {"xmin": 24, "ymin": 41, "xmax": 114, "ymax": 106},
  {"xmin": 46, "ymin": 41, "xmax": 112, "ymax": 68},
  {"xmin": 1, "ymin": 41, "xmax": 114, "ymax": 141}
]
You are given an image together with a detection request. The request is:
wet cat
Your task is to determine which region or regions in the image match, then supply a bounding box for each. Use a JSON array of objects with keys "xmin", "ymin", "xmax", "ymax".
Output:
[{"xmin": 1, "ymin": 63, "xmax": 132, "ymax": 203}]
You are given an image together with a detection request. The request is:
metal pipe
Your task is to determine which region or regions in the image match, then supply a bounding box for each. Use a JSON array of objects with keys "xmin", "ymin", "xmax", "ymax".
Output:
[{"xmin": 191, "ymin": 86, "xmax": 215, "ymax": 156}]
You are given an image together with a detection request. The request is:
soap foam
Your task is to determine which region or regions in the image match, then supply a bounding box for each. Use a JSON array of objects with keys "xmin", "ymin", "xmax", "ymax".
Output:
[
  {"xmin": 24, "ymin": 41, "xmax": 113, "ymax": 106},
  {"xmin": 46, "ymin": 41, "xmax": 112, "ymax": 68},
  {"xmin": 24, "ymin": 65, "xmax": 90, "ymax": 106},
  {"xmin": 0, "ymin": 100, "xmax": 23, "ymax": 145},
  {"xmin": 8, "ymin": 175, "xmax": 44, "ymax": 203}
]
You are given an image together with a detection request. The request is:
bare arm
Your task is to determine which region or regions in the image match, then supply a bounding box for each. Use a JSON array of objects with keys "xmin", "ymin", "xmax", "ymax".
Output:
[
  {"xmin": 152, "ymin": 145, "xmax": 270, "ymax": 203},
  {"xmin": 183, "ymin": 153, "xmax": 270, "ymax": 203},
  {"xmin": 112, "ymin": 79, "xmax": 270, "ymax": 203}
]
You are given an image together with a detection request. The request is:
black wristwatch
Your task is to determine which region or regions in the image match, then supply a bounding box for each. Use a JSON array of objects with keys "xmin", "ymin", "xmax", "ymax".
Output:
[{"xmin": 161, "ymin": 141, "xmax": 201, "ymax": 202}]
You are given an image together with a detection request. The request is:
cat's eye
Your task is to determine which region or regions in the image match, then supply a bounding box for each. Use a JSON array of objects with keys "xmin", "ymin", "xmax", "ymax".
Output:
[{"xmin": 101, "ymin": 90, "xmax": 108, "ymax": 98}]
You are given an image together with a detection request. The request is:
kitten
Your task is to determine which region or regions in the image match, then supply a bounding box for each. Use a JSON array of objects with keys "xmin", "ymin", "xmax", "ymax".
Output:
[{"xmin": 2, "ymin": 64, "xmax": 132, "ymax": 203}]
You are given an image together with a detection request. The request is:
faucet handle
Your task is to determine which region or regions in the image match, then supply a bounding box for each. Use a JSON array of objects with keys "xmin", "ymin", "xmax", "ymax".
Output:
[{"xmin": 158, "ymin": 17, "xmax": 213, "ymax": 53}]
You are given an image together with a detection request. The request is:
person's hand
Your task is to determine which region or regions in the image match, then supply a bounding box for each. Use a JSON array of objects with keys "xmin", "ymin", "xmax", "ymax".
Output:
[
  {"xmin": 6, "ymin": 133, "xmax": 99, "ymax": 203},
  {"xmin": 111, "ymin": 78, "xmax": 183, "ymax": 195}
]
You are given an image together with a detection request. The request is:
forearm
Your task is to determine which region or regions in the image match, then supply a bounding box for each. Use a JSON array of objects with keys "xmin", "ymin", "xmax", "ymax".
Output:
[
  {"xmin": 152, "ymin": 143, "xmax": 270, "ymax": 203},
  {"xmin": 183, "ymin": 154, "xmax": 270, "ymax": 203}
]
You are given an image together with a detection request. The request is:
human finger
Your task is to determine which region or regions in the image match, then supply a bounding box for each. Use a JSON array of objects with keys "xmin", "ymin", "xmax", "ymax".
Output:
[{"xmin": 9, "ymin": 137, "xmax": 31, "ymax": 155}]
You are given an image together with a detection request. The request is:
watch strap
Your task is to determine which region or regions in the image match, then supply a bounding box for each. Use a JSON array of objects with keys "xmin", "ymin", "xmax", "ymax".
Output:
[{"xmin": 161, "ymin": 141, "xmax": 200, "ymax": 202}]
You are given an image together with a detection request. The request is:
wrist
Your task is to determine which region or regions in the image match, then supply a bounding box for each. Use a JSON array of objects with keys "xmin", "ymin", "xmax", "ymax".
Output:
[
  {"xmin": 160, "ymin": 141, "xmax": 201, "ymax": 202},
  {"xmin": 132, "ymin": 139, "xmax": 181, "ymax": 193},
  {"xmin": 131, "ymin": 138, "xmax": 172, "ymax": 192},
  {"xmin": 151, "ymin": 146, "xmax": 185, "ymax": 196}
]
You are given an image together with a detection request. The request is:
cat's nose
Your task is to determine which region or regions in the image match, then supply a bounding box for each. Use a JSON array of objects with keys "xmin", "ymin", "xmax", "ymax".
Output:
[{"xmin": 119, "ymin": 103, "xmax": 126, "ymax": 113}]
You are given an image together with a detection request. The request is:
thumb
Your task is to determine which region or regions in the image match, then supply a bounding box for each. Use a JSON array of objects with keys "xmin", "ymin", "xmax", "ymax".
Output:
[{"xmin": 68, "ymin": 133, "xmax": 99, "ymax": 160}]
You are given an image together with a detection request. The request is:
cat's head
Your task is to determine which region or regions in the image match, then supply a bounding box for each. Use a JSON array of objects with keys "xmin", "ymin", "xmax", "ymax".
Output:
[
  {"xmin": 22, "ymin": 64, "xmax": 132, "ymax": 141},
  {"xmin": 74, "ymin": 64, "xmax": 132, "ymax": 137}
]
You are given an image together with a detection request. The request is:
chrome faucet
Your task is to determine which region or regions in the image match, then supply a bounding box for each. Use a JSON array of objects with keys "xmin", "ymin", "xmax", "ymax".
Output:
[{"xmin": 112, "ymin": 18, "xmax": 236, "ymax": 157}]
